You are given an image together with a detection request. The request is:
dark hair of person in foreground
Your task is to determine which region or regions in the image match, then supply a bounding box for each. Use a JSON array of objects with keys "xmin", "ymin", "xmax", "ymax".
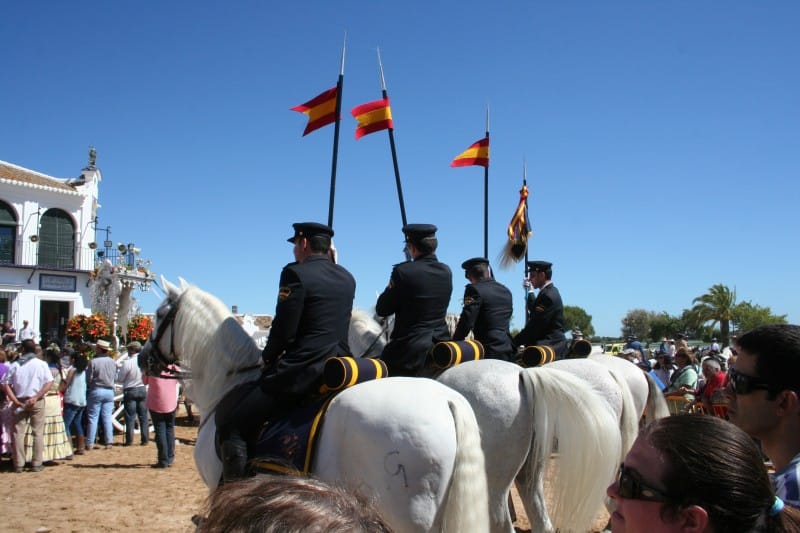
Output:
[
  {"xmin": 640, "ymin": 415, "xmax": 800, "ymax": 532},
  {"xmin": 197, "ymin": 474, "xmax": 393, "ymax": 533}
]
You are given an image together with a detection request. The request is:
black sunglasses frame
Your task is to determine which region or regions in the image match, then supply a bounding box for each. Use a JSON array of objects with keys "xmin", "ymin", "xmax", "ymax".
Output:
[
  {"xmin": 728, "ymin": 367, "xmax": 773, "ymax": 395},
  {"xmin": 616, "ymin": 463, "xmax": 670, "ymax": 503}
]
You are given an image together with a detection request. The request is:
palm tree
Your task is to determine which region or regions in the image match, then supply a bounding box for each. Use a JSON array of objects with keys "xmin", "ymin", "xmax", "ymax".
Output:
[{"xmin": 691, "ymin": 284, "xmax": 736, "ymax": 347}]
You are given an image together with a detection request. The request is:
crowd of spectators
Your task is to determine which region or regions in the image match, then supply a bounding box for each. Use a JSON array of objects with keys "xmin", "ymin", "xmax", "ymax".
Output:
[{"xmin": 0, "ymin": 332, "xmax": 182, "ymax": 472}]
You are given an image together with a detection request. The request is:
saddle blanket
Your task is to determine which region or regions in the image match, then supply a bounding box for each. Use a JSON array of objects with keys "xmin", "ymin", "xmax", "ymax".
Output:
[{"xmin": 249, "ymin": 394, "xmax": 334, "ymax": 476}]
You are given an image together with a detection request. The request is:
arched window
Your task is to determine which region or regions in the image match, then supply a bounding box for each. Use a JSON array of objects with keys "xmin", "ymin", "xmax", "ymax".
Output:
[
  {"xmin": 0, "ymin": 201, "xmax": 17, "ymax": 264},
  {"xmin": 38, "ymin": 209, "xmax": 75, "ymax": 269}
]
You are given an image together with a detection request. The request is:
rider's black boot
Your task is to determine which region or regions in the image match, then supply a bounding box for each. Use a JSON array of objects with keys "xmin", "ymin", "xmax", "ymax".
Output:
[{"xmin": 221, "ymin": 437, "xmax": 249, "ymax": 483}]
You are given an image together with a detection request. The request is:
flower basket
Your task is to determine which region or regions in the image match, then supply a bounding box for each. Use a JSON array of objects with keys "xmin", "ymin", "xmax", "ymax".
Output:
[
  {"xmin": 126, "ymin": 315, "xmax": 154, "ymax": 343},
  {"xmin": 66, "ymin": 313, "xmax": 110, "ymax": 342}
]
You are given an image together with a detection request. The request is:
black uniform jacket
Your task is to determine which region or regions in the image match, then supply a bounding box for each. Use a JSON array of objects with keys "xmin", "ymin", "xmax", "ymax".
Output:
[
  {"xmin": 452, "ymin": 278, "xmax": 515, "ymax": 360},
  {"xmin": 376, "ymin": 254, "xmax": 452, "ymax": 374},
  {"xmin": 263, "ymin": 254, "xmax": 356, "ymax": 396},
  {"xmin": 513, "ymin": 282, "xmax": 567, "ymax": 357}
]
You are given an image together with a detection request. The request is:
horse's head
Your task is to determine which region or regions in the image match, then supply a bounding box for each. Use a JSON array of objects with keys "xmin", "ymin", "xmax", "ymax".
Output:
[
  {"xmin": 141, "ymin": 276, "xmax": 262, "ymax": 413},
  {"xmin": 140, "ymin": 276, "xmax": 185, "ymax": 377},
  {"xmin": 348, "ymin": 308, "xmax": 388, "ymax": 358}
]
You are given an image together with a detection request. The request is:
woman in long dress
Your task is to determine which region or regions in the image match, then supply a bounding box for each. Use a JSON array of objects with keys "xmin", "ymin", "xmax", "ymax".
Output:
[{"xmin": 24, "ymin": 345, "xmax": 73, "ymax": 463}]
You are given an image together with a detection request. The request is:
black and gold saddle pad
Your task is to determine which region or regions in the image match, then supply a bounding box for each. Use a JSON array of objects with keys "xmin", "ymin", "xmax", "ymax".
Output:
[
  {"xmin": 249, "ymin": 356, "xmax": 389, "ymax": 475},
  {"xmin": 250, "ymin": 394, "xmax": 334, "ymax": 476}
]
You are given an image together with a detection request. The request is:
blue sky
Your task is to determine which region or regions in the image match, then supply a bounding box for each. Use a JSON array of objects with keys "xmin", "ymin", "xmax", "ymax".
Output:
[{"xmin": 2, "ymin": 1, "xmax": 798, "ymax": 337}]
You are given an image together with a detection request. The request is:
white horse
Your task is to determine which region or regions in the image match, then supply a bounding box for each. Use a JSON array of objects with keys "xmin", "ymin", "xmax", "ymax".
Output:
[
  {"xmin": 587, "ymin": 352, "xmax": 671, "ymax": 423},
  {"xmin": 349, "ymin": 313, "xmax": 622, "ymax": 533},
  {"xmin": 144, "ymin": 279, "xmax": 490, "ymax": 533}
]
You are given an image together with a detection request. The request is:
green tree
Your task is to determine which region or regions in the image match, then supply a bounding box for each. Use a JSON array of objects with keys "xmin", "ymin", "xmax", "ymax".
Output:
[
  {"xmin": 690, "ymin": 284, "xmax": 737, "ymax": 347},
  {"xmin": 732, "ymin": 301, "xmax": 787, "ymax": 334},
  {"xmin": 648, "ymin": 312, "xmax": 682, "ymax": 342},
  {"xmin": 621, "ymin": 309, "xmax": 653, "ymax": 342},
  {"xmin": 563, "ymin": 305, "xmax": 595, "ymax": 338}
]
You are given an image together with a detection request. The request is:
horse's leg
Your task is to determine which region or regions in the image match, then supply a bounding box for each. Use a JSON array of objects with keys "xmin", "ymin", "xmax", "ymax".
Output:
[
  {"xmin": 438, "ymin": 361, "xmax": 528, "ymax": 533},
  {"xmin": 515, "ymin": 453, "xmax": 554, "ymax": 533}
]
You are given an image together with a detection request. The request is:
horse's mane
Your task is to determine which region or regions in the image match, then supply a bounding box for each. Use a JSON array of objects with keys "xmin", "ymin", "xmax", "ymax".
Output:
[
  {"xmin": 171, "ymin": 284, "xmax": 262, "ymax": 412},
  {"xmin": 348, "ymin": 308, "xmax": 386, "ymax": 358}
]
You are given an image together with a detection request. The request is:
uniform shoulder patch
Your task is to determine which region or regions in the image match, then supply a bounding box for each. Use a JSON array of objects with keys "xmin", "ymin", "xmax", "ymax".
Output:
[
  {"xmin": 278, "ymin": 286, "xmax": 292, "ymax": 301},
  {"xmin": 463, "ymin": 296, "xmax": 475, "ymax": 306},
  {"xmin": 534, "ymin": 305, "xmax": 546, "ymax": 312}
]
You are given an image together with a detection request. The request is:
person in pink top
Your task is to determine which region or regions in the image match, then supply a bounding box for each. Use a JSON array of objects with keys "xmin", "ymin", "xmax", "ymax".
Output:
[{"xmin": 143, "ymin": 367, "xmax": 179, "ymax": 468}]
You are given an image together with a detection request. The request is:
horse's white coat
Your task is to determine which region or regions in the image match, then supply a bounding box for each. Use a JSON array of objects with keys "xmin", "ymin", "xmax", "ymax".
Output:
[
  {"xmin": 349, "ymin": 313, "xmax": 634, "ymax": 533},
  {"xmin": 589, "ymin": 353, "xmax": 671, "ymax": 422},
  {"xmin": 152, "ymin": 280, "xmax": 490, "ymax": 533}
]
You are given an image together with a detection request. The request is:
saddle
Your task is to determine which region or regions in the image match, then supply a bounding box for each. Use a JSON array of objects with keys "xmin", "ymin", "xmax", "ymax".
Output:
[{"xmin": 223, "ymin": 356, "xmax": 388, "ymax": 476}]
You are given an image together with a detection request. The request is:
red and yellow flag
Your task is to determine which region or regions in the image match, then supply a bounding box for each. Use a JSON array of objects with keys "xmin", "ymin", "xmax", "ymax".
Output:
[
  {"xmin": 351, "ymin": 98, "xmax": 393, "ymax": 139},
  {"xmin": 291, "ymin": 87, "xmax": 338, "ymax": 136},
  {"xmin": 451, "ymin": 137, "xmax": 489, "ymax": 168},
  {"xmin": 499, "ymin": 184, "xmax": 532, "ymax": 267}
]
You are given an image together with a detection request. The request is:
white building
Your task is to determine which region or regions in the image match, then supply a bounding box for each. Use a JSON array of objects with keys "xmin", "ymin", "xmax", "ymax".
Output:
[{"xmin": 0, "ymin": 156, "xmax": 101, "ymax": 345}]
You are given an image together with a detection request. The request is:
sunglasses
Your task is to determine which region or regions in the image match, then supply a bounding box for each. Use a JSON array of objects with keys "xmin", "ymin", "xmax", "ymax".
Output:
[
  {"xmin": 728, "ymin": 367, "xmax": 773, "ymax": 395},
  {"xmin": 616, "ymin": 463, "xmax": 670, "ymax": 502}
]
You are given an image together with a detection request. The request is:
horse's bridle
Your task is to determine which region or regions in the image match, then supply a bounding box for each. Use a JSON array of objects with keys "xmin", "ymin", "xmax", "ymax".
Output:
[{"xmin": 141, "ymin": 294, "xmax": 189, "ymax": 380}]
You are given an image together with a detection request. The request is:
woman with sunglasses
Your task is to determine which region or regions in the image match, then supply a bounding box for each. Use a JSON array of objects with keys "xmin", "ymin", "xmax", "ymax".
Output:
[
  {"xmin": 663, "ymin": 348, "xmax": 698, "ymax": 401},
  {"xmin": 607, "ymin": 414, "xmax": 800, "ymax": 532}
]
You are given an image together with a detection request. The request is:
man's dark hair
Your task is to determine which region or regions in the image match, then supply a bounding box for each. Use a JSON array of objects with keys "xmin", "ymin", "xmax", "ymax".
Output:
[
  {"xmin": 307, "ymin": 234, "xmax": 332, "ymax": 254},
  {"xmin": 466, "ymin": 263, "xmax": 490, "ymax": 280},
  {"xmin": 410, "ymin": 236, "xmax": 437, "ymax": 255},
  {"xmin": 21, "ymin": 339, "xmax": 36, "ymax": 354},
  {"xmin": 736, "ymin": 324, "xmax": 800, "ymax": 391}
]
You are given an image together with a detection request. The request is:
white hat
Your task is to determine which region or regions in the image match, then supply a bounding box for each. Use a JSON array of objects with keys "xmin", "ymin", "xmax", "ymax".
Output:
[{"xmin": 95, "ymin": 339, "xmax": 111, "ymax": 351}]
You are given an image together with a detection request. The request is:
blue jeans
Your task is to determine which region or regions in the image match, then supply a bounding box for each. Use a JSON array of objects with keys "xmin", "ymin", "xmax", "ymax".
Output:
[
  {"xmin": 86, "ymin": 387, "xmax": 115, "ymax": 447},
  {"xmin": 63, "ymin": 403, "xmax": 86, "ymax": 439},
  {"xmin": 150, "ymin": 410, "xmax": 175, "ymax": 466},
  {"xmin": 123, "ymin": 386, "xmax": 149, "ymax": 445}
]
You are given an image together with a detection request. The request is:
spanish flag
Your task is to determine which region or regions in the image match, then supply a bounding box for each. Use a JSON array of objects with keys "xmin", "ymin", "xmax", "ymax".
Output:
[
  {"xmin": 451, "ymin": 137, "xmax": 489, "ymax": 168},
  {"xmin": 351, "ymin": 98, "xmax": 393, "ymax": 139},
  {"xmin": 291, "ymin": 87, "xmax": 338, "ymax": 136}
]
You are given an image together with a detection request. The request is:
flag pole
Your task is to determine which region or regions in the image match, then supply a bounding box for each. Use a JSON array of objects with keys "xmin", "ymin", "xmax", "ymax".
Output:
[
  {"xmin": 378, "ymin": 48, "xmax": 408, "ymax": 228},
  {"xmin": 327, "ymin": 35, "xmax": 346, "ymax": 229},
  {"xmin": 483, "ymin": 105, "xmax": 490, "ymax": 258},
  {"xmin": 523, "ymin": 158, "xmax": 531, "ymax": 321}
]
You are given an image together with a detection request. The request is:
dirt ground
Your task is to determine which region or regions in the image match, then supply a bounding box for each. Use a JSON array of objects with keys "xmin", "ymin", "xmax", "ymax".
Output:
[{"xmin": 1, "ymin": 405, "xmax": 608, "ymax": 532}]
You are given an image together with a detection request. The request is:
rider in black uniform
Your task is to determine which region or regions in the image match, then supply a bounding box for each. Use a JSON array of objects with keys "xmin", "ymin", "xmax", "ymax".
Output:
[
  {"xmin": 513, "ymin": 260, "xmax": 568, "ymax": 360},
  {"xmin": 218, "ymin": 222, "xmax": 356, "ymax": 482},
  {"xmin": 376, "ymin": 224, "xmax": 452, "ymax": 376},
  {"xmin": 452, "ymin": 257, "xmax": 515, "ymax": 361}
]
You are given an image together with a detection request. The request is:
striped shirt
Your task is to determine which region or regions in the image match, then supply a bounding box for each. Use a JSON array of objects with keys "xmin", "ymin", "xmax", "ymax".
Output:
[{"xmin": 772, "ymin": 452, "xmax": 800, "ymax": 509}]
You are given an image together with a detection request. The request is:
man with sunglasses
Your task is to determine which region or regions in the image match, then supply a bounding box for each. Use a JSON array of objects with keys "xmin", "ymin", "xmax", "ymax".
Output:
[{"xmin": 725, "ymin": 324, "xmax": 800, "ymax": 508}]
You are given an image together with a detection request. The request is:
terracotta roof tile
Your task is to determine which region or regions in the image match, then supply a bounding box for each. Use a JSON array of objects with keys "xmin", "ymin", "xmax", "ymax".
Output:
[{"xmin": 0, "ymin": 160, "xmax": 79, "ymax": 193}]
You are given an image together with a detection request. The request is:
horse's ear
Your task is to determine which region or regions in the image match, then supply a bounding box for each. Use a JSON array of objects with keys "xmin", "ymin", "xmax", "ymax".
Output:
[
  {"xmin": 178, "ymin": 277, "xmax": 191, "ymax": 291},
  {"xmin": 161, "ymin": 276, "xmax": 180, "ymax": 297}
]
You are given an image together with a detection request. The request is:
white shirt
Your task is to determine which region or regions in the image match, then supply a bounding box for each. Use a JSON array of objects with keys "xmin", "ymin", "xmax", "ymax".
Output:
[
  {"xmin": 1, "ymin": 356, "xmax": 53, "ymax": 398},
  {"xmin": 19, "ymin": 325, "xmax": 36, "ymax": 341}
]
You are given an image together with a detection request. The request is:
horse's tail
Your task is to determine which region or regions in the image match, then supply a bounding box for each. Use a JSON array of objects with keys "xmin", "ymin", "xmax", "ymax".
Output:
[
  {"xmin": 520, "ymin": 367, "xmax": 621, "ymax": 533},
  {"xmin": 440, "ymin": 394, "xmax": 490, "ymax": 533},
  {"xmin": 604, "ymin": 365, "xmax": 640, "ymax": 459},
  {"xmin": 643, "ymin": 372, "xmax": 670, "ymax": 424}
]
